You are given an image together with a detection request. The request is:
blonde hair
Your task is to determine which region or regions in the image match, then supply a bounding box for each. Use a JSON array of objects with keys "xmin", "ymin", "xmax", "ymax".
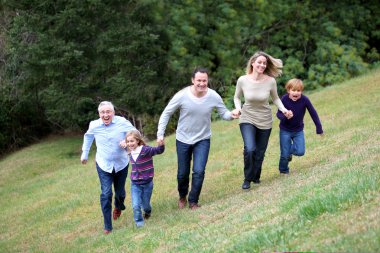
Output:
[
  {"xmin": 246, "ymin": 51, "xmax": 283, "ymax": 77},
  {"xmin": 125, "ymin": 130, "xmax": 146, "ymax": 152},
  {"xmin": 285, "ymin": 78, "xmax": 304, "ymax": 91}
]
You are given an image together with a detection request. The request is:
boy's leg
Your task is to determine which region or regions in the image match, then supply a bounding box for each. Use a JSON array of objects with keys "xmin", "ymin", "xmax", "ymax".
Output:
[{"xmin": 291, "ymin": 131, "xmax": 305, "ymax": 157}]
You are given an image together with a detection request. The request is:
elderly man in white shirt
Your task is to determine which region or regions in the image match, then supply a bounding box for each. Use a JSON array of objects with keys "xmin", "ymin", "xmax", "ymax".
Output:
[{"xmin": 81, "ymin": 101, "xmax": 136, "ymax": 234}]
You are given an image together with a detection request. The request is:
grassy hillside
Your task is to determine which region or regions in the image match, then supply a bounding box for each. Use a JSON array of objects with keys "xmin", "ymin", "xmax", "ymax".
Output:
[{"xmin": 1, "ymin": 69, "xmax": 379, "ymax": 253}]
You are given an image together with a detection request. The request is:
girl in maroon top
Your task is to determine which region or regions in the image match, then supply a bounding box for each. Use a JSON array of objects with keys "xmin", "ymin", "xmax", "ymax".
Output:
[{"xmin": 125, "ymin": 130, "xmax": 165, "ymax": 227}]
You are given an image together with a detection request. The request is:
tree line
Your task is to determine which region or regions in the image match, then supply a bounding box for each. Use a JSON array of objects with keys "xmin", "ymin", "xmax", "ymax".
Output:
[{"xmin": 0, "ymin": 0, "xmax": 379, "ymax": 155}]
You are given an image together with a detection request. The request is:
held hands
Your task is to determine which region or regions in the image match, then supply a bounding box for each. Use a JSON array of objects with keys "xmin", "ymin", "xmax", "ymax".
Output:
[
  {"xmin": 157, "ymin": 136, "xmax": 165, "ymax": 146},
  {"xmin": 283, "ymin": 110, "xmax": 293, "ymax": 119},
  {"xmin": 119, "ymin": 140, "xmax": 127, "ymax": 149},
  {"xmin": 231, "ymin": 109, "xmax": 241, "ymax": 119}
]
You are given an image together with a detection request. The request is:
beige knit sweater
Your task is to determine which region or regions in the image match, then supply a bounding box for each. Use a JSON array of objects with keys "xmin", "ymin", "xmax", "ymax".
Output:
[{"xmin": 234, "ymin": 75, "xmax": 287, "ymax": 129}]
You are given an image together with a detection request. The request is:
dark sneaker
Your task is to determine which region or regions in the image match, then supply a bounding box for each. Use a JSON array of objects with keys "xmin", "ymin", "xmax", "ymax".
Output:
[
  {"xmin": 143, "ymin": 212, "xmax": 151, "ymax": 220},
  {"xmin": 189, "ymin": 203, "xmax": 201, "ymax": 210},
  {"xmin": 242, "ymin": 180, "xmax": 251, "ymax": 189},
  {"xmin": 252, "ymin": 179, "xmax": 261, "ymax": 184},
  {"xmin": 280, "ymin": 171, "xmax": 289, "ymax": 175},
  {"xmin": 178, "ymin": 197, "xmax": 187, "ymax": 209},
  {"xmin": 113, "ymin": 208, "xmax": 121, "ymax": 220}
]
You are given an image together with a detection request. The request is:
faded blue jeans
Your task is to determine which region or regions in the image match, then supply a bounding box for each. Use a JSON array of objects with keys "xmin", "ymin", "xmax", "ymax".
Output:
[
  {"xmin": 96, "ymin": 163, "xmax": 128, "ymax": 231},
  {"xmin": 131, "ymin": 180, "xmax": 153, "ymax": 227},
  {"xmin": 279, "ymin": 129, "xmax": 305, "ymax": 173},
  {"xmin": 176, "ymin": 139, "xmax": 210, "ymax": 204}
]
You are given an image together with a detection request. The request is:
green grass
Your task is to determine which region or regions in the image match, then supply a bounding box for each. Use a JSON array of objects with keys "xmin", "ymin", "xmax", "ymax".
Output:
[{"xmin": 1, "ymin": 69, "xmax": 379, "ymax": 253}]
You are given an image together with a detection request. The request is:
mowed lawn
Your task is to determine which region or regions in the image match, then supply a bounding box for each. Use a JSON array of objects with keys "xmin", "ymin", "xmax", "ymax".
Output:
[{"xmin": 0, "ymin": 69, "xmax": 379, "ymax": 253}]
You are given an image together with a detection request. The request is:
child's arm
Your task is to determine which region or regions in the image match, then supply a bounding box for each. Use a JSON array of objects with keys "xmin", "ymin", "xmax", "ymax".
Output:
[
  {"xmin": 305, "ymin": 98, "xmax": 323, "ymax": 134},
  {"xmin": 144, "ymin": 145, "xmax": 165, "ymax": 157},
  {"xmin": 276, "ymin": 108, "xmax": 287, "ymax": 121},
  {"xmin": 276, "ymin": 98, "xmax": 293, "ymax": 120}
]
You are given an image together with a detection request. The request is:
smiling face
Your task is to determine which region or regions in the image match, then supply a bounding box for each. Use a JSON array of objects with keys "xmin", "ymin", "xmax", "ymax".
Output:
[
  {"xmin": 126, "ymin": 135, "xmax": 139, "ymax": 151},
  {"xmin": 191, "ymin": 71, "xmax": 208, "ymax": 95},
  {"xmin": 252, "ymin": 55, "xmax": 267, "ymax": 74},
  {"xmin": 285, "ymin": 79, "xmax": 304, "ymax": 101},
  {"xmin": 98, "ymin": 104, "xmax": 114, "ymax": 126},
  {"xmin": 288, "ymin": 89, "xmax": 302, "ymax": 101}
]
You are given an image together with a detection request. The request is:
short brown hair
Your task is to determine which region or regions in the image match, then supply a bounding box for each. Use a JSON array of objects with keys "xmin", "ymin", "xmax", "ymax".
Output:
[{"xmin": 285, "ymin": 78, "xmax": 304, "ymax": 91}]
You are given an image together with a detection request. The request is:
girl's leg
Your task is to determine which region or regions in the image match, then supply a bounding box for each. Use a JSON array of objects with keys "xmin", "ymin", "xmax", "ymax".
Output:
[
  {"xmin": 141, "ymin": 181, "xmax": 153, "ymax": 217},
  {"xmin": 131, "ymin": 183, "xmax": 144, "ymax": 227}
]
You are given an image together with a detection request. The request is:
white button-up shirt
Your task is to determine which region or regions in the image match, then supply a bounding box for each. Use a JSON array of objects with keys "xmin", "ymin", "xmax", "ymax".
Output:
[{"xmin": 81, "ymin": 116, "xmax": 136, "ymax": 173}]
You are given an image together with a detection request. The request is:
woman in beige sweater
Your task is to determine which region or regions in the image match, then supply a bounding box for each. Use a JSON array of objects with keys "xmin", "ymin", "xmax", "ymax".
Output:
[{"xmin": 234, "ymin": 51, "xmax": 292, "ymax": 189}]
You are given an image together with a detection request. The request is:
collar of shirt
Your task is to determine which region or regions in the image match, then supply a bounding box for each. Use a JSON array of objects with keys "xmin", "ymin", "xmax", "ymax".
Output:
[{"xmin": 131, "ymin": 145, "xmax": 143, "ymax": 161}]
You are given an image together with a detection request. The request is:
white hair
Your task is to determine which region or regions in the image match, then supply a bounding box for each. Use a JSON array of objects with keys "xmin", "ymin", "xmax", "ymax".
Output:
[{"xmin": 98, "ymin": 101, "xmax": 115, "ymax": 112}]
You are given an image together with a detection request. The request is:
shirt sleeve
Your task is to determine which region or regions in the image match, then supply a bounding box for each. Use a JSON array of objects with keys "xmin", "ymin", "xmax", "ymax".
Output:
[
  {"xmin": 157, "ymin": 90, "xmax": 183, "ymax": 138},
  {"xmin": 270, "ymin": 80, "xmax": 287, "ymax": 113},
  {"xmin": 276, "ymin": 109, "xmax": 286, "ymax": 120},
  {"xmin": 276, "ymin": 96, "xmax": 287, "ymax": 121},
  {"xmin": 144, "ymin": 145, "xmax": 165, "ymax": 157},
  {"xmin": 305, "ymin": 97, "xmax": 323, "ymax": 134},
  {"xmin": 233, "ymin": 78, "xmax": 243, "ymax": 110},
  {"xmin": 81, "ymin": 121, "xmax": 96, "ymax": 161},
  {"xmin": 214, "ymin": 91, "xmax": 233, "ymax": 120},
  {"xmin": 123, "ymin": 118, "xmax": 137, "ymax": 136}
]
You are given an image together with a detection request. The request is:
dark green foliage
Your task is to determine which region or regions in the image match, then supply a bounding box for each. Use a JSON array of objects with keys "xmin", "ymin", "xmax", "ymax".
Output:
[
  {"xmin": 1, "ymin": 0, "xmax": 170, "ymax": 153},
  {"xmin": 0, "ymin": 0, "xmax": 379, "ymax": 154}
]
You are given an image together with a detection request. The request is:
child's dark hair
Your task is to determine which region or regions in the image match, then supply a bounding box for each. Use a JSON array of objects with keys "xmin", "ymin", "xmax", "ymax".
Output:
[
  {"xmin": 285, "ymin": 78, "xmax": 304, "ymax": 91},
  {"xmin": 125, "ymin": 130, "xmax": 146, "ymax": 152}
]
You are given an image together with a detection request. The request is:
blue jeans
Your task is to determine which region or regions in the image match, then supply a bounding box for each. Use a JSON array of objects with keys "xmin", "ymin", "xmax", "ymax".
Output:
[
  {"xmin": 131, "ymin": 181, "xmax": 153, "ymax": 227},
  {"xmin": 240, "ymin": 123, "xmax": 272, "ymax": 182},
  {"xmin": 279, "ymin": 129, "xmax": 305, "ymax": 173},
  {"xmin": 96, "ymin": 163, "xmax": 128, "ymax": 231},
  {"xmin": 176, "ymin": 139, "xmax": 210, "ymax": 204}
]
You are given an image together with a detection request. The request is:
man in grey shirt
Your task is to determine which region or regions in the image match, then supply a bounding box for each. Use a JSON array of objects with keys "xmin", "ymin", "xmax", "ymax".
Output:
[{"xmin": 157, "ymin": 67, "xmax": 239, "ymax": 210}]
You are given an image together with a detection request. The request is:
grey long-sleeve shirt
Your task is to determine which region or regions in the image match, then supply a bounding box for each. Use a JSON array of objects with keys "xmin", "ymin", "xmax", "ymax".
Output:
[{"xmin": 157, "ymin": 86, "xmax": 233, "ymax": 144}]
